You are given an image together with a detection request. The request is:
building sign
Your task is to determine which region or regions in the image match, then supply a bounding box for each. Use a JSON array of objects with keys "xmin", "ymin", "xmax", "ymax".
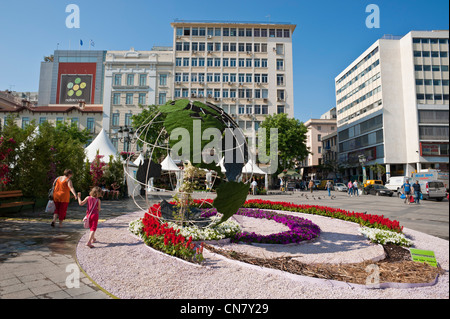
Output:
[
  {"xmin": 420, "ymin": 143, "xmax": 440, "ymax": 156},
  {"xmin": 59, "ymin": 74, "xmax": 92, "ymax": 104}
]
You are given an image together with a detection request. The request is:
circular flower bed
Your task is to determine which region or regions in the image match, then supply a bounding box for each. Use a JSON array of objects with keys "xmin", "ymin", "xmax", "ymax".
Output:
[{"xmin": 200, "ymin": 207, "xmax": 321, "ymax": 244}]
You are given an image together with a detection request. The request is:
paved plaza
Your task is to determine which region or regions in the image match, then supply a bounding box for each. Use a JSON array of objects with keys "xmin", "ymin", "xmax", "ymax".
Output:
[{"xmin": 0, "ymin": 191, "xmax": 448, "ymax": 299}]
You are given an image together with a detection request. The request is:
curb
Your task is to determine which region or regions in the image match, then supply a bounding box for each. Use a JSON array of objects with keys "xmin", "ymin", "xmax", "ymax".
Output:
[
  {"xmin": 204, "ymin": 248, "xmax": 439, "ymax": 290},
  {"xmin": 75, "ymin": 243, "xmax": 120, "ymax": 299}
]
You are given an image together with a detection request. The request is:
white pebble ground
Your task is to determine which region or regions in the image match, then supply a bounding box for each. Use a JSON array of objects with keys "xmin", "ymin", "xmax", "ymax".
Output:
[{"xmin": 76, "ymin": 210, "xmax": 449, "ymax": 299}]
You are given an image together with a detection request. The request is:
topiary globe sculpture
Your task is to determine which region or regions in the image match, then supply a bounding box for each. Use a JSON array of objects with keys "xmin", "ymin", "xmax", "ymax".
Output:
[{"xmin": 125, "ymin": 99, "xmax": 254, "ymax": 227}]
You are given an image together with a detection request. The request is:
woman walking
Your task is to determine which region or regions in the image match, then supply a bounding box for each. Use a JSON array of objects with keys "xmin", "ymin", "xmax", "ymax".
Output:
[{"xmin": 51, "ymin": 169, "xmax": 78, "ymax": 228}]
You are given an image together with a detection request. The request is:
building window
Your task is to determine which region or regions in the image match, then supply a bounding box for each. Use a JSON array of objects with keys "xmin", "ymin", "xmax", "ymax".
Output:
[
  {"xmin": 56, "ymin": 117, "xmax": 64, "ymax": 124},
  {"xmin": 87, "ymin": 118, "xmax": 95, "ymax": 133},
  {"xmin": 71, "ymin": 117, "xmax": 79, "ymax": 128},
  {"xmin": 174, "ymin": 89, "xmax": 181, "ymax": 98},
  {"xmin": 126, "ymin": 93, "xmax": 133, "ymax": 105},
  {"xmin": 318, "ymin": 134, "xmax": 322, "ymax": 142},
  {"xmin": 183, "ymin": 42, "xmax": 190, "ymax": 51},
  {"xmin": 277, "ymin": 74, "xmax": 285, "ymax": 86},
  {"xmin": 112, "ymin": 113, "xmax": 120, "ymax": 127},
  {"xmin": 139, "ymin": 93, "xmax": 146, "ymax": 105},
  {"xmin": 127, "ymin": 74, "xmax": 134, "ymax": 86},
  {"xmin": 261, "ymin": 74, "xmax": 268, "ymax": 83},
  {"xmin": 159, "ymin": 74, "xmax": 167, "ymax": 86},
  {"xmin": 276, "ymin": 44, "xmax": 284, "ymax": 54},
  {"xmin": 262, "ymin": 105, "xmax": 268, "ymax": 114},
  {"xmin": 125, "ymin": 113, "xmax": 132, "ymax": 126},
  {"xmin": 254, "ymin": 105, "xmax": 261, "ymax": 114},
  {"xmin": 277, "ymin": 105, "xmax": 285, "ymax": 114},
  {"xmin": 276, "ymin": 59, "xmax": 284, "ymax": 71},
  {"xmin": 261, "ymin": 59, "xmax": 268, "ymax": 68},
  {"xmin": 113, "ymin": 93, "xmax": 121, "ymax": 105},
  {"xmin": 39, "ymin": 117, "xmax": 47, "ymax": 124},
  {"xmin": 139, "ymin": 74, "xmax": 146, "ymax": 86},
  {"xmin": 22, "ymin": 117, "xmax": 30, "ymax": 129},
  {"xmin": 114, "ymin": 74, "xmax": 122, "ymax": 85}
]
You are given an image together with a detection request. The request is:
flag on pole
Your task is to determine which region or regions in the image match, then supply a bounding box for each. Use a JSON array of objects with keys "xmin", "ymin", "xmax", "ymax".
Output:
[
  {"xmin": 80, "ymin": 39, "xmax": 83, "ymax": 46},
  {"xmin": 90, "ymin": 40, "xmax": 95, "ymax": 47}
]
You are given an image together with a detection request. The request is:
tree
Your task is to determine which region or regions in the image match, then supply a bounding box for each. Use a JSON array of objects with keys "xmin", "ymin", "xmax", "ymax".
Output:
[
  {"xmin": 131, "ymin": 104, "xmax": 168, "ymax": 161},
  {"xmin": 369, "ymin": 163, "xmax": 386, "ymax": 180},
  {"xmin": 1, "ymin": 117, "xmax": 87, "ymax": 197},
  {"xmin": 259, "ymin": 113, "xmax": 309, "ymax": 174},
  {"xmin": 55, "ymin": 120, "xmax": 91, "ymax": 145}
]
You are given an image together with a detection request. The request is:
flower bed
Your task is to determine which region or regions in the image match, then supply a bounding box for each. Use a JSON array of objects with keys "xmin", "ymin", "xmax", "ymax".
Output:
[
  {"xmin": 241, "ymin": 200, "xmax": 403, "ymax": 232},
  {"xmin": 232, "ymin": 208, "xmax": 321, "ymax": 244},
  {"xmin": 192, "ymin": 199, "xmax": 404, "ymax": 233},
  {"xmin": 129, "ymin": 204, "xmax": 204, "ymax": 263},
  {"xmin": 166, "ymin": 210, "xmax": 241, "ymax": 241},
  {"xmin": 359, "ymin": 227, "xmax": 413, "ymax": 247}
]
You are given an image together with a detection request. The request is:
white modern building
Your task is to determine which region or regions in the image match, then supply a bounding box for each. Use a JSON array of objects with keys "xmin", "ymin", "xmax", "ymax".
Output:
[
  {"xmin": 102, "ymin": 47, "xmax": 173, "ymax": 151},
  {"xmin": 170, "ymin": 20, "xmax": 296, "ymax": 146},
  {"xmin": 335, "ymin": 30, "xmax": 449, "ymax": 182}
]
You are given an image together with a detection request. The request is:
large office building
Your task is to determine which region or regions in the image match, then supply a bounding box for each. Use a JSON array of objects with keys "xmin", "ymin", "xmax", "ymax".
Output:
[
  {"xmin": 335, "ymin": 30, "xmax": 449, "ymax": 182},
  {"xmin": 102, "ymin": 47, "xmax": 173, "ymax": 151},
  {"xmin": 37, "ymin": 50, "xmax": 107, "ymax": 106},
  {"xmin": 170, "ymin": 20, "xmax": 296, "ymax": 146}
]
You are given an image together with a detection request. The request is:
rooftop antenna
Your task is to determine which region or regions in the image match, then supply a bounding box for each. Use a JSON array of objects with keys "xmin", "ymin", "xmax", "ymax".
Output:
[{"xmin": 8, "ymin": 84, "xmax": 15, "ymax": 92}]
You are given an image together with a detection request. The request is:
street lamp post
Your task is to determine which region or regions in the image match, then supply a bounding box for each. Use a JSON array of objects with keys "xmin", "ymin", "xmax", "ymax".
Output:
[
  {"xmin": 116, "ymin": 125, "xmax": 137, "ymax": 198},
  {"xmin": 359, "ymin": 154, "xmax": 367, "ymax": 185}
]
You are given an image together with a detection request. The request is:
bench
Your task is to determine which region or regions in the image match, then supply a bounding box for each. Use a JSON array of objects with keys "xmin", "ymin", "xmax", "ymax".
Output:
[{"xmin": 0, "ymin": 190, "xmax": 35, "ymax": 213}]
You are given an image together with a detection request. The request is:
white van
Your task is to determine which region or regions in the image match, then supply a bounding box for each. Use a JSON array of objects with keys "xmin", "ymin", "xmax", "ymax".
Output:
[{"xmin": 385, "ymin": 176, "xmax": 410, "ymax": 194}]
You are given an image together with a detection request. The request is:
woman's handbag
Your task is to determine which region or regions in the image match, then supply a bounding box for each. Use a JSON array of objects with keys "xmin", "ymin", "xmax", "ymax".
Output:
[
  {"xmin": 48, "ymin": 178, "xmax": 58, "ymax": 200},
  {"xmin": 83, "ymin": 199, "xmax": 98, "ymax": 229},
  {"xmin": 45, "ymin": 200, "xmax": 55, "ymax": 213}
]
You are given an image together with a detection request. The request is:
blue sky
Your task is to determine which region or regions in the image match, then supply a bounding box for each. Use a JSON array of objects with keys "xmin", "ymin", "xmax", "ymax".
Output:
[{"xmin": 0, "ymin": 0, "xmax": 448, "ymax": 122}]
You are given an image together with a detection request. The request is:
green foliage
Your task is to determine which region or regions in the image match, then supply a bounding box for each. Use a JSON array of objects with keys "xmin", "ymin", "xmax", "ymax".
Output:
[
  {"xmin": 103, "ymin": 155, "xmax": 124, "ymax": 189},
  {"xmin": 213, "ymin": 181, "xmax": 250, "ymax": 225},
  {"xmin": 79, "ymin": 159, "xmax": 93, "ymax": 193},
  {"xmin": 259, "ymin": 113, "xmax": 309, "ymax": 174},
  {"xmin": 1, "ymin": 117, "xmax": 87, "ymax": 197},
  {"xmin": 55, "ymin": 121, "xmax": 91, "ymax": 145},
  {"xmin": 131, "ymin": 104, "xmax": 167, "ymax": 162},
  {"xmin": 159, "ymin": 99, "xmax": 226, "ymax": 173}
]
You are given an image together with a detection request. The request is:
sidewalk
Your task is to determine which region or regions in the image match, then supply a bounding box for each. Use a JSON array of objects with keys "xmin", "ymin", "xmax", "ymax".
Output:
[{"xmin": 0, "ymin": 198, "xmax": 147, "ymax": 299}]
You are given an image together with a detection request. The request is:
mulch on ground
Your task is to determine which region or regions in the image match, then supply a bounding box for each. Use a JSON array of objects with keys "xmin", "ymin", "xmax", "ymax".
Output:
[{"xmin": 205, "ymin": 244, "xmax": 444, "ymax": 285}]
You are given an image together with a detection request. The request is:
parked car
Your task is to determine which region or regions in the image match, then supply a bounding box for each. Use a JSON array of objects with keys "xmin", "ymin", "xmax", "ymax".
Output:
[
  {"xmin": 418, "ymin": 180, "xmax": 446, "ymax": 201},
  {"xmin": 363, "ymin": 184, "xmax": 394, "ymax": 196},
  {"xmin": 334, "ymin": 183, "xmax": 348, "ymax": 192},
  {"xmin": 385, "ymin": 176, "xmax": 410, "ymax": 195},
  {"xmin": 363, "ymin": 179, "xmax": 383, "ymax": 188}
]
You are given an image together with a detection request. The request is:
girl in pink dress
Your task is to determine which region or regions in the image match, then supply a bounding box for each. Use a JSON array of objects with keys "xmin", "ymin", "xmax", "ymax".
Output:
[{"xmin": 78, "ymin": 187, "xmax": 102, "ymax": 248}]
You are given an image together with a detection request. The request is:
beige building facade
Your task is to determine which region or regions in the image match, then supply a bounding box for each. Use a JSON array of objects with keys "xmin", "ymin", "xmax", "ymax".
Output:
[{"xmin": 102, "ymin": 47, "xmax": 173, "ymax": 151}]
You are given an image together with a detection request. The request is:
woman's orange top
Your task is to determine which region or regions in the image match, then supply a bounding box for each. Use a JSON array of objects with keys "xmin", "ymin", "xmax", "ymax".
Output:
[{"xmin": 53, "ymin": 177, "xmax": 70, "ymax": 203}]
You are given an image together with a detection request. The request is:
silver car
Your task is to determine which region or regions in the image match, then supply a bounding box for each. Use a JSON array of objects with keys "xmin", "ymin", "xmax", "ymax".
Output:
[{"xmin": 334, "ymin": 183, "xmax": 348, "ymax": 192}]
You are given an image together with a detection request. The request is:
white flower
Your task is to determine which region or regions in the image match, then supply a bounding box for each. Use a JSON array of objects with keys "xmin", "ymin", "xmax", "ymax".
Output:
[{"xmin": 359, "ymin": 227, "xmax": 412, "ymax": 247}]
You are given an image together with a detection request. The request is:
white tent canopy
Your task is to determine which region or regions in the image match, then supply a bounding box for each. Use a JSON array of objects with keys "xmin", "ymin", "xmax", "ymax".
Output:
[
  {"xmin": 161, "ymin": 155, "xmax": 180, "ymax": 171},
  {"xmin": 242, "ymin": 159, "xmax": 266, "ymax": 175},
  {"xmin": 133, "ymin": 153, "xmax": 145, "ymax": 166},
  {"xmin": 85, "ymin": 128, "xmax": 118, "ymax": 163}
]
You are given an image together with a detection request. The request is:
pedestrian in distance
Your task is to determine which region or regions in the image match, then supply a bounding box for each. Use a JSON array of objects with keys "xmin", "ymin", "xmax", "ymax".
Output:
[
  {"xmin": 402, "ymin": 179, "xmax": 412, "ymax": 204},
  {"xmin": 78, "ymin": 186, "xmax": 102, "ymax": 248},
  {"xmin": 326, "ymin": 180, "xmax": 332, "ymax": 197},
  {"xmin": 348, "ymin": 181, "xmax": 353, "ymax": 197},
  {"xmin": 353, "ymin": 180, "xmax": 359, "ymax": 197},
  {"xmin": 51, "ymin": 169, "xmax": 78, "ymax": 228},
  {"xmin": 309, "ymin": 180, "xmax": 314, "ymax": 193},
  {"xmin": 412, "ymin": 180, "xmax": 422, "ymax": 204},
  {"xmin": 251, "ymin": 178, "xmax": 258, "ymax": 195}
]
